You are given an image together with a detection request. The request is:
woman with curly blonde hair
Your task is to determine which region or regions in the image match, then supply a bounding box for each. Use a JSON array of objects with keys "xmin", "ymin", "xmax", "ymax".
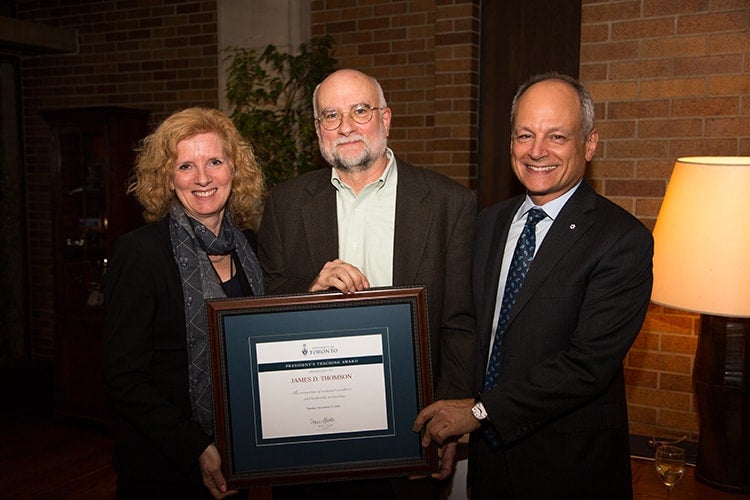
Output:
[
  {"xmin": 104, "ymin": 107, "xmax": 264, "ymax": 499},
  {"xmin": 130, "ymin": 106, "xmax": 264, "ymax": 229}
]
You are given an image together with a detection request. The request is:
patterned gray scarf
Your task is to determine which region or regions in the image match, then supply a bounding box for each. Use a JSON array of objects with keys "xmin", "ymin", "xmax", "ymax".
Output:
[{"xmin": 168, "ymin": 201, "xmax": 263, "ymax": 435}]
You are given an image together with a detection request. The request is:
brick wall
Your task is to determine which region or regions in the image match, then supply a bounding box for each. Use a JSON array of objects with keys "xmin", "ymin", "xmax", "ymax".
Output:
[
  {"xmin": 18, "ymin": 0, "xmax": 219, "ymax": 359},
  {"xmin": 580, "ymin": 0, "xmax": 750, "ymax": 440},
  {"xmin": 16, "ymin": 0, "xmax": 748, "ymax": 442},
  {"xmin": 310, "ymin": 0, "xmax": 480, "ymax": 186}
]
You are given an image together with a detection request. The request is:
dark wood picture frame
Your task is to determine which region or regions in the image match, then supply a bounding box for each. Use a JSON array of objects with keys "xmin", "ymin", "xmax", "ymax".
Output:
[{"xmin": 207, "ymin": 286, "xmax": 436, "ymax": 488}]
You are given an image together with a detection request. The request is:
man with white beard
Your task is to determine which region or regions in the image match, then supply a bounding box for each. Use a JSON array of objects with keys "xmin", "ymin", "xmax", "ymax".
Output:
[{"xmin": 257, "ymin": 69, "xmax": 477, "ymax": 499}]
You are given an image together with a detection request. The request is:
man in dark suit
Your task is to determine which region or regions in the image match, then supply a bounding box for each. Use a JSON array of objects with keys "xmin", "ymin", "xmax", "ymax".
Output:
[
  {"xmin": 413, "ymin": 73, "xmax": 653, "ymax": 499},
  {"xmin": 257, "ymin": 69, "xmax": 476, "ymax": 498}
]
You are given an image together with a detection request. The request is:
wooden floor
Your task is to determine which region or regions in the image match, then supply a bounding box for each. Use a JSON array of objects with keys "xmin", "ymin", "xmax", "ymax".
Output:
[
  {"xmin": 1, "ymin": 413, "xmax": 116, "ymax": 499},
  {"xmin": 2, "ymin": 410, "xmax": 748, "ymax": 499}
]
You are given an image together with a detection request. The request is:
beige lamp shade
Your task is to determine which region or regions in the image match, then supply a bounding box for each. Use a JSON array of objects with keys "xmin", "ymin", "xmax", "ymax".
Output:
[{"xmin": 651, "ymin": 156, "xmax": 750, "ymax": 317}]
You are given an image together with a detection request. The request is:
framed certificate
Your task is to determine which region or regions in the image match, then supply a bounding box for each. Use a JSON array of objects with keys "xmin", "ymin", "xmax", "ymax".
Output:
[{"xmin": 206, "ymin": 286, "xmax": 436, "ymax": 488}]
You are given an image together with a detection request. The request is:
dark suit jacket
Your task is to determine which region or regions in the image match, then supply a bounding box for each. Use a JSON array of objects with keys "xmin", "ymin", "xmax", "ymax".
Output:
[
  {"xmin": 469, "ymin": 182, "xmax": 653, "ymax": 499},
  {"xmin": 103, "ymin": 217, "xmax": 212, "ymax": 483},
  {"xmin": 257, "ymin": 158, "xmax": 476, "ymax": 401}
]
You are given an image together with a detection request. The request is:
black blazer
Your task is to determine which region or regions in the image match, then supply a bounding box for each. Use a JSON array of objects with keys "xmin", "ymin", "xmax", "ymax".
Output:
[
  {"xmin": 469, "ymin": 182, "xmax": 653, "ymax": 498},
  {"xmin": 103, "ymin": 217, "xmax": 212, "ymax": 482},
  {"xmin": 257, "ymin": 158, "xmax": 477, "ymax": 399}
]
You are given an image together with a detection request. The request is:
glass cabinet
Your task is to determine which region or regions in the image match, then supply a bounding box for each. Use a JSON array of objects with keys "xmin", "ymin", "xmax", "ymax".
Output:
[{"xmin": 43, "ymin": 106, "xmax": 149, "ymax": 421}]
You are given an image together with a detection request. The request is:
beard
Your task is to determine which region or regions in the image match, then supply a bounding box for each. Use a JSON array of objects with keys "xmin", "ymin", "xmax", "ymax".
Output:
[{"xmin": 320, "ymin": 129, "xmax": 388, "ymax": 173}]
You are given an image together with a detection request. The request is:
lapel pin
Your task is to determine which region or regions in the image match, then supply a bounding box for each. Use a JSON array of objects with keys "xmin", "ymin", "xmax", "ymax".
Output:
[{"xmin": 570, "ymin": 224, "xmax": 576, "ymax": 230}]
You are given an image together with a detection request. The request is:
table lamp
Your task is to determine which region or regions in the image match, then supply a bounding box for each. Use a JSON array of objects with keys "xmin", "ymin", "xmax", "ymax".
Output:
[{"xmin": 650, "ymin": 156, "xmax": 750, "ymax": 493}]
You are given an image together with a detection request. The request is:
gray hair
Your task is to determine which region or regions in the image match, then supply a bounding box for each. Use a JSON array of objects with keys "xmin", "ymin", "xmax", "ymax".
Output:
[
  {"xmin": 510, "ymin": 72, "xmax": 596, "ymax": 140},
  {"xmin": 312, "ymin": 70, "xmax": 388, "ymax": 117}
]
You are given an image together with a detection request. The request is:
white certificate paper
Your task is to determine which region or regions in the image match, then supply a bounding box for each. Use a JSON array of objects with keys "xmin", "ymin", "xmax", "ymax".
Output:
[{"xmin": 254, "ymin": 332, "xmax": 389, "ymax": 440}]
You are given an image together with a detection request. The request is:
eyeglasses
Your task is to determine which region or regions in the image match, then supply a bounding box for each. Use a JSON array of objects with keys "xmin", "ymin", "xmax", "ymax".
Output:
[{"xmin": 316, "ymin": 104, "xmax": 385, "ymax": 131}]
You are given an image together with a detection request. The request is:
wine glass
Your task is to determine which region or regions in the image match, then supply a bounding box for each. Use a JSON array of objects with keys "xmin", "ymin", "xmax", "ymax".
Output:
[{"xmin": 654, "ymin": 445, "xmax": 686, "ymax": 498}]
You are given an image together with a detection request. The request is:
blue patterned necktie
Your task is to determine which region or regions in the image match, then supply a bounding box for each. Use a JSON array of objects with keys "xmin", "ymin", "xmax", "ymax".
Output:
[
  {"xmin": 484, "ymin": 207, "xmax": 547, "ymax": 392},
  {"xmin": 480, "ymin": 208, "xmax": 546, "ymax": 449}
]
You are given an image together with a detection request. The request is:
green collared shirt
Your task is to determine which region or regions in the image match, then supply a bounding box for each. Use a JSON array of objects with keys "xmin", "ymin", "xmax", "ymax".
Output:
[{"xmin": 331, "ymin": 148, "xmax": 398, "ymax": 287}]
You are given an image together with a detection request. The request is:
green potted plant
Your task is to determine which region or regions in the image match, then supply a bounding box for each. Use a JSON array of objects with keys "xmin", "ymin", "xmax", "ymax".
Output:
[{"xmin": 224, "ymin": 35, "xmax": 338, "ymax": 188}]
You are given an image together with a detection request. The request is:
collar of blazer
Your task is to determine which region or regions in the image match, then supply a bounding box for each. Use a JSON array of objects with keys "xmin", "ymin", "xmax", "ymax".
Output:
[
  {"xmin": 483, "ymin": 182, "xmax": 596, "ymax": 337},
  {"xmin": 393, "ymin": 160, "xmax": 433, "ymax": 285},
  {"xmin": 299, "ymin": 158, "xmax": 434, "ymax": 286}
]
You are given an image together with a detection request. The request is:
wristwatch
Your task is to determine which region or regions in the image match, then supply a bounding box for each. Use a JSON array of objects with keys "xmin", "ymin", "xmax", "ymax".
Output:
[{"xmin": 471, "ymin": 401, "xmax": 489, "ymax": 421}]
